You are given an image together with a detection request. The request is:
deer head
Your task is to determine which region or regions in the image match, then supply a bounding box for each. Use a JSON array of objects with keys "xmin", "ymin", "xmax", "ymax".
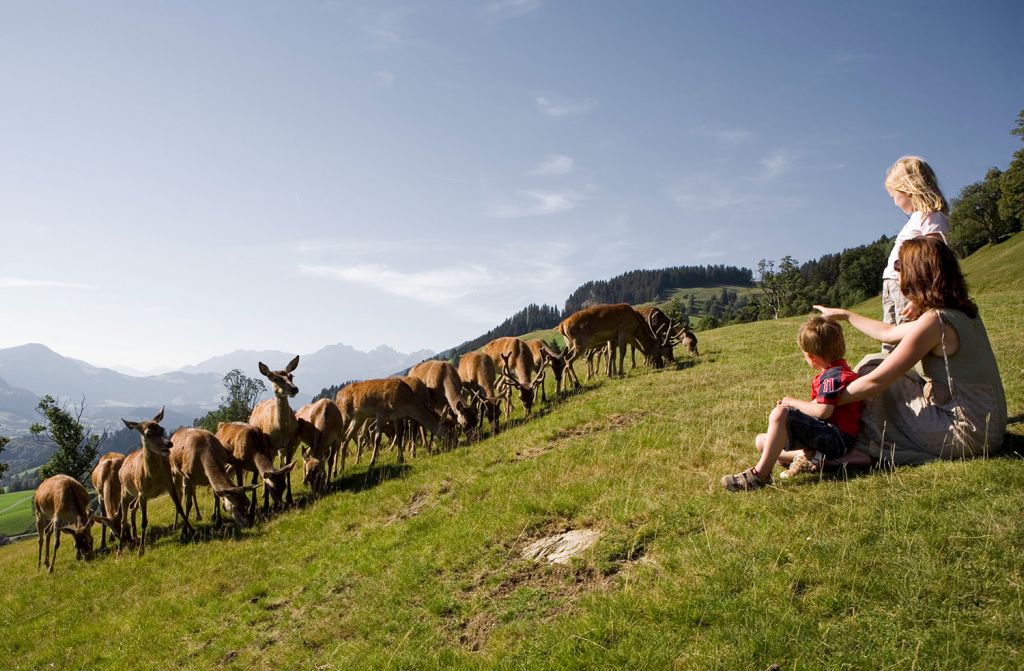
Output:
[
  {"xmin": 62, "ymin": 518, "xmax": 96, "ymax": 561},
  {"xmin": 122, "ymin": 407, "xmax": 172, "ymax": 453},
  {"xmin": 214, "ymin": 485, "xmax": 259, "ymax": 528},
  {"xmin": 258, "ymin": 355, "xmax": 300, "ymax": 398}
]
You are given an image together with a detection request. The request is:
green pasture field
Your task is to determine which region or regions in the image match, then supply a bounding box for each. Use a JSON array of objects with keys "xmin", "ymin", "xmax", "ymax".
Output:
[
  {"xmin": 0, "ymin": 490, "xmax": 36, "ymax": 537},
  {"xmin": 1, "ymin": 234, "xmax": 1022, "ymax": 670}
]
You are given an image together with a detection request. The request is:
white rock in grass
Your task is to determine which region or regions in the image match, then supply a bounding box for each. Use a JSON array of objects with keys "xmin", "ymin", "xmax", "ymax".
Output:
[{"xmin": 521, "ymin": 529, "xmax": 600, "ymax": 564}]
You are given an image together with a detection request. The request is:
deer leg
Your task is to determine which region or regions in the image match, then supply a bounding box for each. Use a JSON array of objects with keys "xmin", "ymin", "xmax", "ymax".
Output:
[
  {"xmin": 139, "ymin": 498, "xmax": 148, "ymax": 557},
  {"xmin": 36, "ymin": 517, "xmax": 46, "ymax": 570},
  {"xmin": 49, "ymin": 521, "xmax": 61, "ymax": 573},
  {"xmin": 167, "ymin": 483, "xmax": 193, "ymax": 541}
]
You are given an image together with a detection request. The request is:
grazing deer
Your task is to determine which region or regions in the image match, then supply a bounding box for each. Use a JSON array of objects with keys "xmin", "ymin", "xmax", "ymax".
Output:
[
  {"xmin": 408, "ymin": 360, "xmax": 478, "ymax": 440},
  {"xmin": 557, "ymin": 304, "xmax": 670, "ymax": 388},
  {"xmin": 295, "ymin": 398, "xmax": 345, "ymax": 494},
  {"xmin": 336, "ymin": 378, "xmax": 455, "ymax": 471},
  {"xmin": 170, "ymin": 428, "xmax": 258, "ymax": 529},
  {"xmin": 480, "ymin": 337, "xmax": 545, "ymax": 417},
  {"xmin": 216, "ymin": 421, "xmax": 294, "ymax": 515},
  {"xmin": 119, "ymin": 407, "xmax": 193, "ymax": 556},
  {"xmin": 457, "ymin": 352, "xmax": 501, "ymax": 435},
  {"xmin": 633, "ymin": 306, "xmax": 681, "ymax": 368},
  {"xmin": 396, "ymin": 376, "xmax": 434, "ymax": 456},
  {"xmin": 249, "ymin": 355, "xmax": 300, "ymax": 505},
  {"xmin": 91, "ymin": 452, "xmax": 126, "ymax": 550},
  {"xmin": 525, "ymin": 339, "xmax": 566, "ymax": 402},
  {"xmin": 33, "ymin": 474, "xmax": 96, "ymax": 573}
]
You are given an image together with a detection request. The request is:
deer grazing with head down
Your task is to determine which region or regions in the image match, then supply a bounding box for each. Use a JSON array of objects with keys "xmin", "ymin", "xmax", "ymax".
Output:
[
  {"xmin": 408, "ymin": 360, "xmax": 478, "ymax": 441},
  {"xmin": 295, "ymin": 398, "xmax": 345, "ymax": 494},
  {"xmin": 118, "ymin": 407, "xmax": 192, "ymax": 556},
  {"xmin": 633, "ymin": 305, "xmax": 681, "ymax": 368},
  {"xmin": 33, "ymin": 474, "xmax": 97, "ymax": 573},
  {"xmin": 91, "ymin": 452, "xmax": 127, "ymax": 550},
  {"xmin": 480, "ymin": 337, "xmax": 545, "ymax": 417},
  {"xmin": 170, "ymin": 427, "xmax": 258, "ymax": 529},
  {"xmin": 525, "ymin": 339, "xmax": 565, "ymax": 402},
  {"xmin": 216, "ymin": 421, "xmax": 294, "ymax": 515},
  {"xmin": 556, "ymin": 303, "xmax": 670, "ymax": 388},
  {"xmin": 336, "ymin": 378, "xmax": 455, "ymax": 471},
  {"xmin": 248, "ymin": 355, "xmax": 300, "ymax": 505},
  {"xmin": 457, "ymin": 352, "xmax": 501, "ymax": 436}
]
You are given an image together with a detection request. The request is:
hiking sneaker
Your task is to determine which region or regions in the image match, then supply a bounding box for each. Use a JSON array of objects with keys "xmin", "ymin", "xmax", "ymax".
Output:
[{"xmin": 779, "ymin": 452, "xmax": 823, "ymax": 479}]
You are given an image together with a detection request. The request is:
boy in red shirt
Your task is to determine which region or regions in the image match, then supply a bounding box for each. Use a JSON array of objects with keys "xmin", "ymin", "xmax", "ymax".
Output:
[{"xmin": 722, "ymin": 316, "xmax": 862, "ymax": 491}]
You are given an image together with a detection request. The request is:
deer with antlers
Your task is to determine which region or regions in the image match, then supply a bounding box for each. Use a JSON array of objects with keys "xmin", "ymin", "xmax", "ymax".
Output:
[
  {"xmin": 408, "ymin": 360, "xmax": 477, "ymax": 441},
  {"xmin": 215, "ymin": 421, "xmax": 294, "ymax": 515},
  {"xmin": 248, "ymin": 355, "xmax": 300, "ymax": 505},
  {"xmin": 525, "ymin": 339, "xmax": 566, "ymax": 402},
  {"xmin": 33, "ymin": 474, "xmax": 97, "ymax": 573},
  {"xmin": 480, "ymin": 337, "xmax": 546, "ymax": 418},
  {"xmin": 170, "ymin": 428, "xmax": 258, "ymax": 529},
  {"xmin": 633, "ymin": 306, "xmax": 681, "ymax": 368},
  {"xmin": 457, "ymin": 352, "xmax": 501, "ymax": 435},
  {"xmin": 556, "ymin": 304, "xmax": 671, "ymax": 388},
  {"xmin": 119, "ymin": 407, "xmax": 192, "ymax": 556}
]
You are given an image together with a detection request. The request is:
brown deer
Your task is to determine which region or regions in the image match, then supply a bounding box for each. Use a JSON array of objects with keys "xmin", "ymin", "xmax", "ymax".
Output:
[
  {"xmin": 525, "ymin": 339, "xmax": 566, "ymax": 402},
  {"xmin": 556, "ymin": 304, "xmax": 669, "ymax": 388},
  {"xmin": 90, "ymin": 452, "xmax": 126, "ymax": 550},
  {"xmin": 295, "ymin": 398, "xmax": 345, "ymax": 494},
  {"xmin": 119, "ymin": 407, "xmax": 193, "ymax": 556},
  {"xmin": 480, "ymin": 337, "xmax": 545, "ymax": 417},
  {"xmin": 33, "ymin": 474, "xmax": 96, "ymax": 573},
  {"xmin": 249, "ymin": 355, "xmax": 300, "ymax": 505},
  {"xmin": 215, "ymin": 421, "xmax": 294, "ymax": 514},
  {"xmin": 457, "ymin": 352, "xmax": 501, "ymax": 435},
  {"xmin": 336, "ymin": 378, "xmax": 455, "ymax": 471},
  {"xmin": 408, "ymin": 360, "xmax": 478, "ymax": 440},
  {"xmin": 633, "ymin": 306, "xmax": 681, "ymax": 367},
  {"xmin": 170, "ymin": 428, "xmax": 258, "ymax": 529}
]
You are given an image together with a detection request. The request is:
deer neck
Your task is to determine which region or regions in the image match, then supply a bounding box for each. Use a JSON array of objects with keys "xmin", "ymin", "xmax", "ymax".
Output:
[
  {"xmin": 274, "ymin": 393, "xmax": 296, "ymax": 432},
  {"xmin": 199, "ymin": 449, "xmax": 234, "ymax": 492},
  {"xmin": 253, "ymin": 450, "xmax": 275, "ymax": 476},
  {"xmin": 141, "ymin": 441, "xmax": 169, "ymax": 479}
]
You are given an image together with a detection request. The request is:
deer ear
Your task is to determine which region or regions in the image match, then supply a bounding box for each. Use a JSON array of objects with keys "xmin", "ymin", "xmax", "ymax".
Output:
[
  {"xmin": 286, "ymin": 355, "xmax": 300, "ymax": 373},
  {"xmin": 280, "ymin": 461, "xmax": 297, "ymax": 474},
  {"xmin": 122, "ymin": 419, "xmax": 140, "ymax": 431},
  {"xmin": 153, "ymin": 406, "xmax": 165, "ymax": 423},
  {"xmin": 258, "ymin": 362, "xmax": 271, "ymax": 376}
]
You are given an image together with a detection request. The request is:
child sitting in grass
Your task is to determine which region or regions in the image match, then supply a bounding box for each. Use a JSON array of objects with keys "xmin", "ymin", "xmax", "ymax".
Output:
[{"xmin": 721, "ymin": 316, "xmax": 862, "ymax": 491}]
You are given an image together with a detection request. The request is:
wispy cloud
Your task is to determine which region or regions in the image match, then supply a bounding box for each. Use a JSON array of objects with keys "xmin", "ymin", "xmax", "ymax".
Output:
[
  {"xmin": 374, "ymin": 70, "xmax": 396, "ymax": 87},
  {"xmin": 299, "ymin": 263, "xmax": 492, "ymax": 306},
  {"xmin": 694, "ymin": 128, "xmax": 753, "ymax": 145},
  {"xmin": 536, "ymin": 96, "xmax": 598, "ymax": 118},
  {"xmin": 528, "ymin": 154, "xmax": 574, "ymax": 176},
  {"xmin": 759, "ymin": 150, "xmax": 791, "ymax": 179},
  {"xmin": 486, "ymin": 0, "xmax": 543, "ymax": 18},
  {"xmin": 0, "ymin": 277, "xmax": 94, "ymax": 290},
  {"xmin": 668, "ymin": 176, "xmax": 802, "ymax": 213},
  {"xmin": 487, "ymin": 190, "xmax": 585, "ymax": 218},
  {"xmin": 367, "ymin": 29, "xmax": 404, "ymax": 47}
]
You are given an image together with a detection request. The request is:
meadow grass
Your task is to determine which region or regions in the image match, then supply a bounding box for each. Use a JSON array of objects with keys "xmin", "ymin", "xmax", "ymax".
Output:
[
  {"xmin": 1, "ymin": 234, "xmax": 1021, "ymax": 670},
  {"xmin": 0, "ymin": 490, "xmax": 36, "ymax": 537}
]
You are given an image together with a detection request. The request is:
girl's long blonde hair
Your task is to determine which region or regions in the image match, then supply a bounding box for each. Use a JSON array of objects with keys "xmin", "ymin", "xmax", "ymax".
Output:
[{"xmin": 884, "ymin": 155, "xmax": 949, "ymax": 214}]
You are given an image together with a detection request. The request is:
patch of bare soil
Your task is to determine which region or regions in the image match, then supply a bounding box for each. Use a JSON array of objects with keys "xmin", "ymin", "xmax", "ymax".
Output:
[
  {"xmin": 512, "ymin": 411, "xmax": 646, "ymax": 461},
  {"xmin": 386, "ymin": 483, "xmax": 448, "ymax": 525}
]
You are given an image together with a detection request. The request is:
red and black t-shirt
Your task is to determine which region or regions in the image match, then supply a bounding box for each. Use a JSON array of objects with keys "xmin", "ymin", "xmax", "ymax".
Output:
[{"xmin": 811, "ymin": 359, "xmax": 861, "ymax": 437}]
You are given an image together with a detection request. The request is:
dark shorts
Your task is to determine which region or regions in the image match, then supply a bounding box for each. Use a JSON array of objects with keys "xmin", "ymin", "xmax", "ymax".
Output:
[{"xmin": 783, "ymin": 407, "xmax": 855, "ymax": 459}]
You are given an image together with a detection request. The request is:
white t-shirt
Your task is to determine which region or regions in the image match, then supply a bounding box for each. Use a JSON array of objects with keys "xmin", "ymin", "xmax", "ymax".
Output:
[{"xmin": 883, "ymin": 211, "xmax": 949, "ymax": 280}]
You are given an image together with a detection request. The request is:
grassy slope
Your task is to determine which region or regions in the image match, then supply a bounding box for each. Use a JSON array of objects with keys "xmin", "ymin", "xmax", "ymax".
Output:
[
  {"xmin": 0, "ymin": 490, "xmax": 35, "ymax": 537},
  {"xmin": 1, "ymin": 235, "xmax": 1022, "ymax": 670}
]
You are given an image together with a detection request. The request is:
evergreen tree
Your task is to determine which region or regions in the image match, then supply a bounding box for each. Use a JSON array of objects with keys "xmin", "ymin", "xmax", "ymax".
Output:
[{"xmin": 31, "ymin": 396, "xmax": 101, "ymax": 483}]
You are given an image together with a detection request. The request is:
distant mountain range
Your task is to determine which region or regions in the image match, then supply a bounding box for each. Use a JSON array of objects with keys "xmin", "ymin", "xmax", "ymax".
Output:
[{"xmin": 0, "ymin": 342, "xmax": 433, "ymax": 436}]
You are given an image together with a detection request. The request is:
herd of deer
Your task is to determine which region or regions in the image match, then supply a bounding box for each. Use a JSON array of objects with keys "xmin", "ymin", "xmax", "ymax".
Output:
[{"xmin": 31, "ymin": 303, "xmax": 698, "ymax": 572}]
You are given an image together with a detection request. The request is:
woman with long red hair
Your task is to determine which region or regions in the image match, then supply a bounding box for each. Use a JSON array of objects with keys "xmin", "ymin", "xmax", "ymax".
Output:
[{"xmin": 815, "ymin": 236, "xmax": 1006, "ymax": 466}]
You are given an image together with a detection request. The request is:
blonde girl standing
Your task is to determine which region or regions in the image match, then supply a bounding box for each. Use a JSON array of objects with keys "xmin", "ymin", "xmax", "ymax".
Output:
[{"xmin": 881, "ymin": 156, "xmax": 949, "ymax": 332}]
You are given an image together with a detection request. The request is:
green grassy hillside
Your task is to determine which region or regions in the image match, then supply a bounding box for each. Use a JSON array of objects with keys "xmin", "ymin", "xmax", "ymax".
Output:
[
  {"xmin": 1, "ymin": 235, "xmax": 1021, "ymax": 670},
  {"xmin": 0, "ymin": 490, "xmax": 35, "ymax": 537}
]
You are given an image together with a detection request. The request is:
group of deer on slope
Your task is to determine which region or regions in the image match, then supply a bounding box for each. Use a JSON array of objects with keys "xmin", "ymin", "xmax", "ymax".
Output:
[{"xmin": 32, "ymin": 303, "xmax": 698, "ymax": 572}]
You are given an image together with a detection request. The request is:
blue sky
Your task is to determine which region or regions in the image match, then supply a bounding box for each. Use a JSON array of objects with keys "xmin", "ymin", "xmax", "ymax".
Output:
[{"xmin": 1, "ymin": 1, "xmax": 1022, "ymax": 372}]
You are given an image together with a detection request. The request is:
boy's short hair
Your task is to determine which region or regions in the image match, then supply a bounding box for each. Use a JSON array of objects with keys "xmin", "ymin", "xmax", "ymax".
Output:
[{"xmin": 797, "ymin": 316, "xmax": 846, "ymax": 361}]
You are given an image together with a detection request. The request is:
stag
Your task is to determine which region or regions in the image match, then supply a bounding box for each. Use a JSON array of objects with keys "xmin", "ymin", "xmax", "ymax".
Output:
[
  {"xmin": 457, "ymin": 352, "xmax": 501, "ymax": 435},
  {"xmin": 408, "ymin": 360, "xmax": 477, "ymax": 440},
  {"xmin": 480, "ymin": 337, "xmax": 545, "ymax": 417},
  {"xmin": 525, "ymin": 339, "xmax": 566, "ymax": 402},
  {"xmin": 556, "ymin": 304, "xmax": 670, "ymax": 388}
]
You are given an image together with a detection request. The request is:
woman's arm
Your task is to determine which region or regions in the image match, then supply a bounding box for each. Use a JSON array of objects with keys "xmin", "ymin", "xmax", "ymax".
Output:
[
  {"xmin": 813, "ymin": 305, "xmax": 918, "ymax": 344},
  {"xmin": 835, "ymin": 312, "xmax": 943, "ymax": 404}
]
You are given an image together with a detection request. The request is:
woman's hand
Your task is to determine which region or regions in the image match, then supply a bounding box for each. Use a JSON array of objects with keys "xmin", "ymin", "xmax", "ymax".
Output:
[{"xmin": 813, "ymin": 305, "xmax": 849, "ymax": 321}]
